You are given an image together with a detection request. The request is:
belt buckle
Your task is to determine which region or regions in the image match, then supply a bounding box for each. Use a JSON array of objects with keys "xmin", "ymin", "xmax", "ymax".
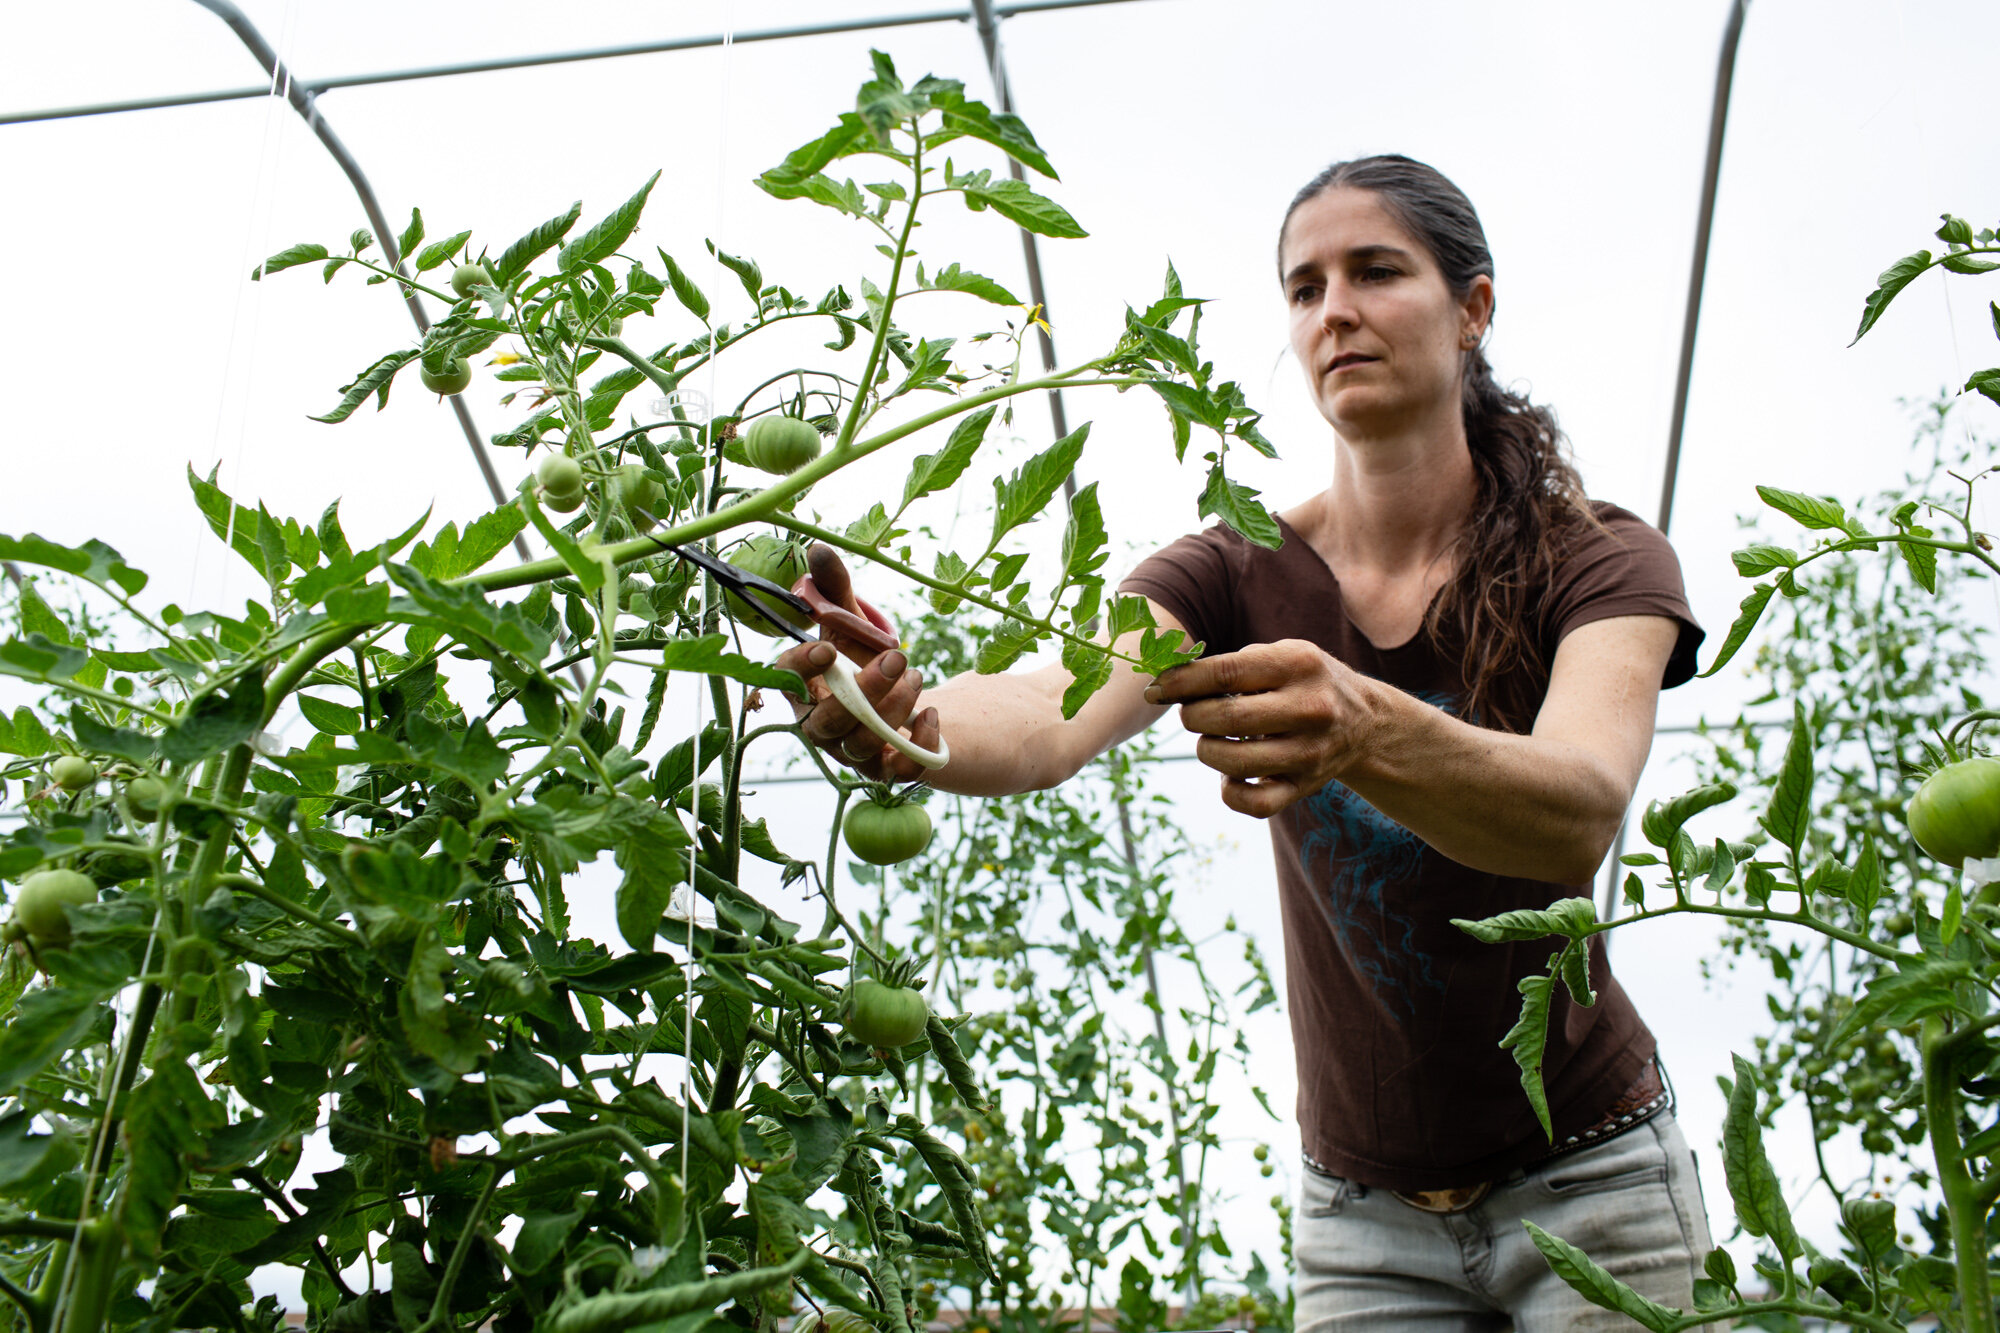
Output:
[{"xmin": 1393, "ymin": 1181, "xmax": 1493, "ymax": 1214}]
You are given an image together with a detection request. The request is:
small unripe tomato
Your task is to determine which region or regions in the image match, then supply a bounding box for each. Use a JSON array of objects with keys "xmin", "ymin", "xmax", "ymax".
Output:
[
  {"xmin": 126, "ymin": 777, "xmax": 166, "ymax": 823},
  {"xmin": 50, "ymin": 757, "xmax": 98, "ymax": 792},
  {"xmin": 450, "ymin": 262, "xmax": 492, "ymax": 299},
  {"xmin": 610, "ymin": 464, "xmax": 666, "ymax": 530},
  {"xmin": 420, "ymin": 358, "xmax": 472, "ymax": 395},
  {"xmin": 724, "ymin": 537, "xmax": 811, "ymax": 635},
  {"xmin": 743, "ymin": 415, "xmax": 822, "ymax": 475},
  {"xmin": 843, "ymin": 799, "xmax": 932, "ymax": 865},
  {"xmin": 537, "ymin": 452, "xmax": 585, "ymax": 511},
  {"xmin": 15, "ymin": 869, "xmax": 97, "ymax": 945},
  {"xmin": 1253, "ymin": 1143, "xmax": 1270, "ymax": 1162},
  {"xmin": 844, "ymin": 979, "xmax": 929, "ymax": 1048},
  {"xmin": 1907, "ymin": 757, "xmax": 2000, "ymax": 867}
]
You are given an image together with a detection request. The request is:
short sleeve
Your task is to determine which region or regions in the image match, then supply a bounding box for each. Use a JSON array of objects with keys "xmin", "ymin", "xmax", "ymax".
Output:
[
  {"xmin": 1119, "ymin": 526, "xmax": 1244, "ymax": 656},
  {"xmin": 1544, "ymin": 505, "xmax": 1705, "ymax": 688}
]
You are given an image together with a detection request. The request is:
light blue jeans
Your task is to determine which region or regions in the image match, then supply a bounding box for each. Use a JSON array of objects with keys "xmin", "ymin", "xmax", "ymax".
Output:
[{"xmin": 1295, "ymin": 1112, "xmax": 1712, "ymax": 1331}]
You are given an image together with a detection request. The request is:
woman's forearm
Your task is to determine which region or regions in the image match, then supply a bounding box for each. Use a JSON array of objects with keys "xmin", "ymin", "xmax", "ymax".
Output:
[
  {"xmin": 920, "ymin": 662, "xmax": 1152, "ymax": 797},
  {"xmin": 1337, "ymin": 679, "xmax": 1628, "ymax": 885}
]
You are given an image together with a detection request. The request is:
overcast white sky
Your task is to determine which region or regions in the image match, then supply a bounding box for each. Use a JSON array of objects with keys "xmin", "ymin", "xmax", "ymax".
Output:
[{"xmin": 6, "ymin": 0, "xmax": 2000, "ymax": 1307}]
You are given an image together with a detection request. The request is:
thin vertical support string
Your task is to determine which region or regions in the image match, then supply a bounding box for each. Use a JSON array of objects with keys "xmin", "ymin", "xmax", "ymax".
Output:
[{"xmin": 683, "ymin": 0, "xmax": 737, "ymax": 1208}]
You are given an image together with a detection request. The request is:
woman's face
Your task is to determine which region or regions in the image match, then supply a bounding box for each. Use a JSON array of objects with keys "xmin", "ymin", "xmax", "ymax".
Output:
[{"xmin": 1280, "ymin": 188, "xmax": 1492, "ymax": 440}]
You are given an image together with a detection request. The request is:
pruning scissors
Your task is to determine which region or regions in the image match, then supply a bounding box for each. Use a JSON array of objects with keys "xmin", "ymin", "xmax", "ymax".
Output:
[{"xmin": 651, "ymin": 539, "xmax": 952, "ymax": 772}]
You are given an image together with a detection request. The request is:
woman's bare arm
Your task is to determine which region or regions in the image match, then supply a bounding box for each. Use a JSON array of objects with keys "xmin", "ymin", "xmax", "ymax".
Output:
[{"xmin": 1149, "ymin": 615, "xmax": 1681, "ymax": 884}]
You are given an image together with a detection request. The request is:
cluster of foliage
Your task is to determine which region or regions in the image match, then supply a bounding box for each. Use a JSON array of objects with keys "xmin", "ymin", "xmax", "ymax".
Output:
[
  {"xmin": 1459, "ymin": 215, "xmax": 2000, "ymax": 1330},
  {"xmin": 0, "ymin": 56, "xmax": 1292, "ymax": 1333}
]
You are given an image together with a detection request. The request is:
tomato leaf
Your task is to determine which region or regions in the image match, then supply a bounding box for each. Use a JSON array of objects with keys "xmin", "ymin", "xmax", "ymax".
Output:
[
  {"xmin": 975, "ymin": 619, "xmax": 1043, "ymax": 675},
  {"xmin": 163, "ymin": 671, "xmax": 265, "ymax": 765},
  {"xmin": 1731, "ymin": 544, "xmax": 1798, "ymax": 577},
  {"xmin": 310, "ymin": 349, "xmax": 418, "ymax": 424},
  {"xmin": 918, "ymin": 261, "xmax": 1020, "ymax": 306},
  {"xmin": 1852, "ymin": 249, "xmax": 1933, "ymax": 344},
  {"xmin": 0, "ymin": 533, "xmax": 147, "ymax": 597},
  {"xmin": 1698, "ymin": 580, "xmax": 1776, "ymax": 678},
  {"xmin": 1061, "ymin": 482, "xmax": 1109, "ymax": 585},
  {"xmin": 1522, "ymin": 1222, "xmax": 1681, "ymax": 1331},
  {"xmin": 707, "ymin": 242, "xmax": 764, "ymax": 304},
  {"xmin": 1755, "ymin": 486, "xmax": 1850, "ymax": 532},
  {"xmin": 1759, "ymin": 701, "xmax": 1815, "ymax": 857},
  {"xmin": 1197, "ymin": 463, "xmax": 1282, "ymax": 551},
  {"xmin": 1500, "ymin": 968, "xmax": 1556, "ymax": 1140},
  {"xmin": 933, "ymin": 98, "xmax": 1058, "ymax": 179},
  {"xmin": 496, "ymin": 200, "xmax": 581, "ymax": 283},
  {"xmin": 952, "ymin": 170, "xmax": 1086, "ymax": 239},
  {"xmin": 1964, "ymin": 367, "xmax": 2000, "ymax": 408},
  {"xmin": 250, "ymin": 241, "xmax": 328, "ymax": 280},
  {"xmin": 1639, "ymin": 781, "xmax": 1736, "ymax": 851},
  {"xmin": 561, "ymin": 171, "xmax": 661, "ymax": 271},
  {"xmin": 757, "ymin": 115, "xmax": 877, "ymax": 199},
  {"xmin": 1059, "ymin": 636, "xmax": 1113, "ymax": 720},
  {"xmin": 1722, "ymin": 1055, "xmax": 1800, "ymax": 1259},
  {"xmin": 902, "ymin": 406, "xmax": 994, "ymax": 514},
  {"xmin": 414, "ymin": 229, "xmax": 472, "ymax": 274},
  {"xmin": 990, "ymin": 423, "xmax": 1088, "ymax": 549},
  {"xmin": 1452, "ymin": 896, "xmax": 1598, "ymax": 945},
  {"xmin": 394, "ymin": 208, "xmax": 424, "ymax": 264}
]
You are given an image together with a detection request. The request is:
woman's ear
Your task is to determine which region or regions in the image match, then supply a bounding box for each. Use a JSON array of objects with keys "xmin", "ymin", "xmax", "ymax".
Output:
[{"xmin": 1461, "ymin": 274, "xmax": 1495, "ymax": 344}]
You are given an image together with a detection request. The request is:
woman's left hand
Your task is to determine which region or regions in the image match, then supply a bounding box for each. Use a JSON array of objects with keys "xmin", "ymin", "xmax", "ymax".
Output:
[{"xmin": 1143, "ymin": 639, "xmax": 1381, "ymax": 818}]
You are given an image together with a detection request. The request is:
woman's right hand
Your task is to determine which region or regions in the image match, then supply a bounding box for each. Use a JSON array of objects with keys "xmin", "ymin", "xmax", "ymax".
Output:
[{"xmin": 774, "ymin": 544, "xmax": 943, "ymax": 783}]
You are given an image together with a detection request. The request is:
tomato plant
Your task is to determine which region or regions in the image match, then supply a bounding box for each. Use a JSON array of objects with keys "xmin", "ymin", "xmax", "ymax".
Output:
[
  {"xmin": 1460, "ymin": 214, "xmax": 2000, "ymax": 1331},
  {"xmin": 0, "ymin": 51, "xmax": 1287, "ymax": 1333}
]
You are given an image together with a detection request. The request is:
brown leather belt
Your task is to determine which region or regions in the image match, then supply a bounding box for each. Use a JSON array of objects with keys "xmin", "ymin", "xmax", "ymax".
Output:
[{"xmin": 1386, "ymin": 1060, "xmax": 1670, "ymax": 1215}]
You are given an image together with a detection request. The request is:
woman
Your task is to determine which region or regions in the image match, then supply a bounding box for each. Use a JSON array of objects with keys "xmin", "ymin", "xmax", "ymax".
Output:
[{"xmin": 782, "ymin": 155, "xmax": 1711, "ymax": 1329}]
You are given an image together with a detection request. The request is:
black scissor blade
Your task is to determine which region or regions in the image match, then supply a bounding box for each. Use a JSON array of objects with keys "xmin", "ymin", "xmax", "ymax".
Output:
[{"xmin": 655, "ymin": 541, "xmax": 814, "ymax": 643}]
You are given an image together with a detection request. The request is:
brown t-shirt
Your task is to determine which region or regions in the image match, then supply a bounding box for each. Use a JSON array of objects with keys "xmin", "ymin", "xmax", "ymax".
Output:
[{"xmin": 1121, "ymin": 502, "xmax": 1703, "ymax": 1191}]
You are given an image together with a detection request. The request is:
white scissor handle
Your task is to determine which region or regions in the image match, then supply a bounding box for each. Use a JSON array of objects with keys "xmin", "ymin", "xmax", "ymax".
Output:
[{"xmin": 820, "ymin": 655, "xmax": 951, "ymax": 771}]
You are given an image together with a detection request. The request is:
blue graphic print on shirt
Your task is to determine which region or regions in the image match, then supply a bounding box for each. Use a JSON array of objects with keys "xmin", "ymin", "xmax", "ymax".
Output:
[{"xmin": 1292, "ymin": 689, "xmax": 1459, "ymax": 1021}]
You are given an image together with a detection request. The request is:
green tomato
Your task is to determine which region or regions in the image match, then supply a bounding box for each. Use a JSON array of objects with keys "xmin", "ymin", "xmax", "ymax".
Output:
[
  {"xmin": 50, "ymin": 756, "xmax": 98, "ymax": 792},
  {"xmin": 844, "ymin": 799, "xmax": 932, "ymax": 865},
  {"xmin": 450, "ymin": 262, "xmax": 492, "ymax": 299},
  {"xmin": 537, "ymin": 452, "xmax": 584, "ymax": 500},
  {"xmin": 844, "ymin": 979, "xmax": 929, "ymax": 1048},
  {"xmin": 126, "ymin": 777, "xmax": 166, "ymax": 823},
  {"xmin": 724, "ymin": 536, "xmax": 811, "ymax": 635},
  {"xmin": 15, "ymin": 869, "xmax": 96, "ymax": 945},
  {"xmin": 420, "ymin": 358, "xmax": 472, "ymax": 395},
  {"xmin": 743, "ymin": 415, "xmax": 822, "ymax": 475},
  {"xmin": 1907, "ymin": 757, "xmax": 2000, "ymax": 867},
  {"xmin": 610, "ymin": 463, "xmax": 666, "ymax": 531}
]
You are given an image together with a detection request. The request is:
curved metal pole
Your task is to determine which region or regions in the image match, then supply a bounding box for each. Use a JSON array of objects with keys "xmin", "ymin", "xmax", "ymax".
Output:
[
  {"xmin": 188, "ymin": 0, "xmax": 530, "ymax": 563},
  {"xmin": 968, "ymin": 0, "xmax": 1072, "ymax": 476},
  {"xmin": 1655, "ymin": 0, "xmax": 1750, "ymax": 537}
]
